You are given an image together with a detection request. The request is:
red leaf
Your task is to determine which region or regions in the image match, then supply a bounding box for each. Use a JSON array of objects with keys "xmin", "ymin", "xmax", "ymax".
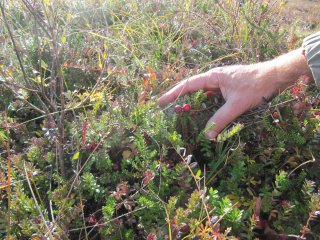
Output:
[
  {"xmin": 88, "ymin": 215, "xmax": 96, "ymax": 224},
  {"xmin": 143, "ymin": 170, "xmax": 154, "ymax": 184},
  {"xmin": 146, "ymin": 233, "xmax": 157, "ymax": 240},
  {"xmin": 82, "ymin": 121, "xmax": 88, "ymax": 145},
  {"xmin": 293, "ymin": 101, "xmax": 306, "ymax": 116},
  {"xmin": 290, "ymin": 86, "xmax": 299, "ymax": 96}
]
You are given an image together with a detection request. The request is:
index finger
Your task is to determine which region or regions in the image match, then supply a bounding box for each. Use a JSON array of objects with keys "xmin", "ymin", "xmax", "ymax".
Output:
[{"xmin": 157, "ymin": 70, "xmax": 219, "ymax": 106}]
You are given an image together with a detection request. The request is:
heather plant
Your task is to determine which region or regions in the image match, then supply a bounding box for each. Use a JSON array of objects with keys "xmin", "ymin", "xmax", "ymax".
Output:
[{"xmin": 0, "ymin": 0, "xmax": 320, "ymax": 239}]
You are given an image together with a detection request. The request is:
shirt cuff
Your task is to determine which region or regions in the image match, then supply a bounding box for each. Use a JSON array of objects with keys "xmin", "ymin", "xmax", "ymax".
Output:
[{"xmin": 302, "ymin": 32, "xmax": 320, "ymax": 86}]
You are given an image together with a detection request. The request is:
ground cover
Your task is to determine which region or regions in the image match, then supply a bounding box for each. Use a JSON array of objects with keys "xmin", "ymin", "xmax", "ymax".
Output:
[{"xmin": 0, "ymin": 0, "xmax": 320, "ymax": 239}]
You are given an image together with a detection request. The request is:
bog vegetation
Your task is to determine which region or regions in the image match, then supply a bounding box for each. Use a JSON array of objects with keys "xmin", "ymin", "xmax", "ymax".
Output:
[{"xmin": 0, "ymin": 0, "xmax": 320, "ymax": 239}]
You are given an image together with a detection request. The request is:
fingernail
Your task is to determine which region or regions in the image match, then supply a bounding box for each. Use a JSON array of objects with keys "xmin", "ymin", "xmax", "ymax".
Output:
[{"xmin": 206, "ymin": 131, "xmax": 217, "ymax": 141}]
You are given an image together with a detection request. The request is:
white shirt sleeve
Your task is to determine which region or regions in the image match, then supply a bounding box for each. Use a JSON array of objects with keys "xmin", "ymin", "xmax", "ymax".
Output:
[{"xmin": 302, "ymin": 32, "xmax": 320, "ymax": 86}]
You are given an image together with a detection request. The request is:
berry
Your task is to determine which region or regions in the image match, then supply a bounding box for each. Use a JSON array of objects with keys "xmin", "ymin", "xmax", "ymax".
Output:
[
  {"xmin": 182, "ymin": 103, "xmax": 190, "ymax": 112},
  {"xmin": 85, "ymin": 142, "xmax": 100, "ymax": 152},
  {"xmin": 204, "ymin": 90, "xmax": 215, "ymax": 97},
  {"xmin": 272, "ymin": 111, "xmax": 279, "ymax": 119},
  {"xmin": 174, "ymin": 105, "xmax": 183, "ymax": 113}
]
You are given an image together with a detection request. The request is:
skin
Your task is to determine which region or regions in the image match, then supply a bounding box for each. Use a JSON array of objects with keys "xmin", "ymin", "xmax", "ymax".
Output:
[{"xmin": 158, "ymin": 48, "xmax": 313, "ymax": 140}]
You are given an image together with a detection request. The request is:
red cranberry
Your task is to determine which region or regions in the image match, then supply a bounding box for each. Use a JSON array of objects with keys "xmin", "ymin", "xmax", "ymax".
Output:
[
  {"xmin": 204, "ymin": 90, "xmax": 215, "ymax": 97},
  {"xmin": 272, "ymin": 111, "xmax": 279, "ymax": 119},
  {"xmin": 182, "ymin": 103, "xmax": 190, "ymax": 112},
  {"xmin": 174, "ymin": 105, "xmax": 183, "ymax": 113}
]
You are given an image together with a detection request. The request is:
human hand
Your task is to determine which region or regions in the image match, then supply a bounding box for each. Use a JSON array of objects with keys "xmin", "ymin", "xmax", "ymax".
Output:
[{"xmin": 158, "ymin": 48, "xmax": 312, "ymax": 140}]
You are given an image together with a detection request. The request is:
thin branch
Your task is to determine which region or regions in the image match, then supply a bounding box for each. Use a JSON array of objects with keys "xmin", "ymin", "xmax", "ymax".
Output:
[
  {"xmin": 2, "ymin": 82, "xmax": 46, "ymax": 114},
  {"xmin": 0, "ymin": 1, "xmax": 29, "ymax": 87},
  {"xmin": 23, "ymin": 161, "xmax": 54, "ymax": 240},
  {"xmin": 1, "ymin": 79, "xmax": 40, "ymax": 93},
  {"xmin": 68, "ymin": 207, "xmax": 146, "ymax": 233},
  {"xmin": 21, "ymin": 0, "xmax": 51, "ymax": 38},
  {"xmin": 0, "ymin": 0, "xmax": 52, "ymax": 116}
]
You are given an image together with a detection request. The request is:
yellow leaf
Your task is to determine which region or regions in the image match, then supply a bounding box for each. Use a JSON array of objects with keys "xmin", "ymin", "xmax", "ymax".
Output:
[
  {"xmin": 0, "ymin": 184, "xmax": 8, "ymax": 190},
  {"xmin": 43, "ymin": 0, "xmax": 50, "ymax": 5},
  {"xmin": 195, "ymin": 169, "xmax": 201, "ymax": 179},
  {"xmin": 40, "ymin": 60, "xmax": 47, "ymax": 69},
  {"xmin": 61, "ymin": 35, "xmax": 66, "ymax": 44},
  {"xmin": 7, "ymin": 67, "xmax": 13, "ymax": 77},
  {"xmin": 89, "ymin": 92, "xmax": 103, "ymax": 102},
  {"xmin": 98, "ymin": 53, "xmax": 102, "ymax": 69},
  {"xmin": 73, "ymin": 151, "xmax": 80, "ymax": 160},
  {"xmin": 31, "ymin": 236, "xmax": 42, "ymax": 240}
]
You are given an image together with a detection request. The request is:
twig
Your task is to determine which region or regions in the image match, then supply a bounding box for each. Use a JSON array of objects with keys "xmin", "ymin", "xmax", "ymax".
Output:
[
  {"xmin": 0, "ymin": 0, "xmax": 29, "ymax": 87},
  {"xmin": 176, "ymin": 149, "xmax": 213, "ymax": 231},
  {"xmin": 0, "ymin": 0, "xmax": 53, "ymax": 117},
  {"xmin": 21, "ymin": 0, "xmax": 51, "ymax": 38},
  {"xmin": 0, "ymin": 79, "xmax": 40, "ymax": 93},
  {"xmin": 288, "ymin": 154, "xmax": 316, "ymax": 177},
  {"xmin": 68, "ymin": 207, "xmax": 146, "ymax": 233},
  {"xmin": 2, "ymin": 82, "xmax": 46, "ymax": 114},
  {"xmin": 23, "ymin": 161, "xmax": 54, "ymax": 240},
  {"xmin": 4, "ymin": 112, "xmax": 11, "ymax": 236}
]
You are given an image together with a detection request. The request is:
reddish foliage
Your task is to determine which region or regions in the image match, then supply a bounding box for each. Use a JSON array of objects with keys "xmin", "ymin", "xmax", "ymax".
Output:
[
  {"xmin": 143, "ymin": 132, "xmax": 151, "ymax": 145},
  {"xmin": 291, "ymin": 86, "xmax": 299, "ymax": 96},
  {"xmin": 138, "ymin": 91, "xmax": 148, "ymax": 105},
  {"xmin": 280, "ymin": 199, "xmax": 289, "ymax": 207},
  {"xmin": 146, "ymin": 233, "xmax": 157, "ymax": 240},
  {"xmin": 88, "ymin": 214, "xmax": 97, "ymax": 224},
  {"xmin": 143, "ymin": 170, "xmax": 154, "ymax": 184},
  {"xmin": 82, "ymin": 121, "xmax": 88, "ymax": 146},
  {"xmin": 112, "ymin": 181, "xmax": 129, "ymax": 200},
  {"xmin": 293, "ymin": 101, "xmax": 306, "ymax": 116},
  {"xmin": 288, "ymin": 35, "xmax": 296, "ymax": 50},
  {"xmin": 85, "ymin": 142, "xmax": 100, "ymax": 152}
]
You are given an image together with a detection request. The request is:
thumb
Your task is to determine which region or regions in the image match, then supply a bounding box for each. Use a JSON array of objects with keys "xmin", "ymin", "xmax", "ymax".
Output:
[{"xmin": 205, "ymin": 100, "xmax": 245, "ymax": 140}]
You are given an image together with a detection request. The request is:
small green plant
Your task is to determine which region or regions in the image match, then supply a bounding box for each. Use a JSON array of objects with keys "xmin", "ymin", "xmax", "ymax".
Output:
[{"xmin": 0, "ymin": 0, "xmax": 320, "ymax": 239}]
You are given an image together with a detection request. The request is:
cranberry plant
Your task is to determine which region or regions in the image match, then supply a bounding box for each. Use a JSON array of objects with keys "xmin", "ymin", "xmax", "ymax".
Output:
[{"xmin": 0, "ymin": 0, "xmax": 320, "ymax": 239}]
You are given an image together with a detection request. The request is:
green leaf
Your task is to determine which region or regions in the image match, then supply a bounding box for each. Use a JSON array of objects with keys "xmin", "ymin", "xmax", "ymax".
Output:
[
  {"xmin": 72, "ymin": 151, "xmax": 80, "ymax": 160},
  {"xmin": 0, "ymin": 130, "xmax": 8, "ymax": 142}
]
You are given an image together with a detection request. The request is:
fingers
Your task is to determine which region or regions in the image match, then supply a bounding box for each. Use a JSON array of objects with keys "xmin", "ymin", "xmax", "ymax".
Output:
[
  {"xmin": 157, "ymin": 71, "xmax": 220, "ymax": 106},
  {"xmin": 205, "ymin": 100, "xmax": 245, "ymax": 140}
]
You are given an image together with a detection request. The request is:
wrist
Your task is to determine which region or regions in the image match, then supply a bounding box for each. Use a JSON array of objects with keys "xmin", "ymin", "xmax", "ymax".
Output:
[{"xmin": 273, "ymin": 48, "xmax": 312, "ymax": 86}]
